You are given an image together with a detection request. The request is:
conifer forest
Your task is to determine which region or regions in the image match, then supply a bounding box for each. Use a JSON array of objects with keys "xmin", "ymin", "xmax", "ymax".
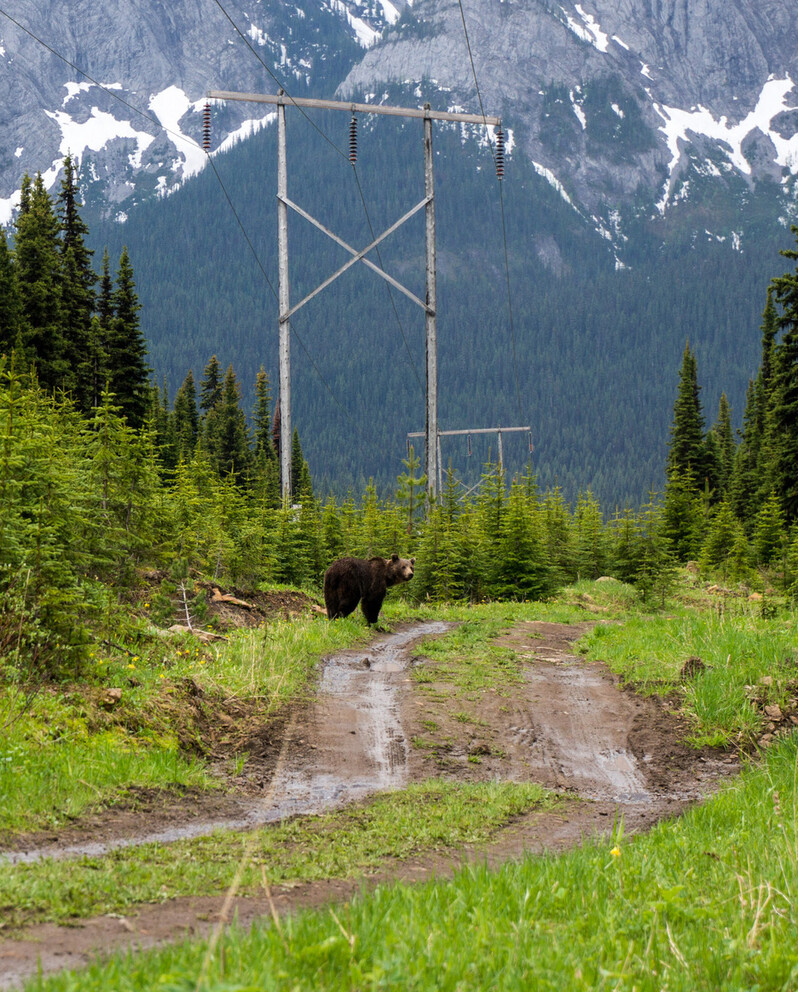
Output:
[{"xmin": 2, "ymin": 162, "xmax": 798, "ymax": 680}]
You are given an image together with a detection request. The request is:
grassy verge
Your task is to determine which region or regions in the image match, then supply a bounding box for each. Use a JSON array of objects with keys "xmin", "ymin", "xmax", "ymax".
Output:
[
  {"xmin": 580, "ymin": 600, "xmax": 798, "ymax": 746},
  {"xmin": 21, "ymin": 738, "xmax": 798, "ymax": 992},
  {"xmin": 0, "ymin": 613, "xmax": 372, "ymax": 835},
  {"xmin": 1, "ymin": 780, "xmax": 554, "ymax": 930}
]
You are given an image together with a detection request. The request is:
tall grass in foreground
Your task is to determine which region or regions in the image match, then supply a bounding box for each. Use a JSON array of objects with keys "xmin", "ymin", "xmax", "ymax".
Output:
[{"xmin": 25, "ymin": 738, "xmax": 798, "ymax": 992}]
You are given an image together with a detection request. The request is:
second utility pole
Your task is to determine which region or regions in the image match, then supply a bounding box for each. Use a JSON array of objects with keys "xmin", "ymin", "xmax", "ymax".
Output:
[{"xmin": 423, "ymin": 111, "xmax": 437, "ymax": 501}]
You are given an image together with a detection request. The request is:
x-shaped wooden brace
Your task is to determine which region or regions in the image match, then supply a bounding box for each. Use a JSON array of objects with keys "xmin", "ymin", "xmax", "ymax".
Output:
[{"xmin": 278, "ymin": 194, "xmax": 434, "ymax": 322}]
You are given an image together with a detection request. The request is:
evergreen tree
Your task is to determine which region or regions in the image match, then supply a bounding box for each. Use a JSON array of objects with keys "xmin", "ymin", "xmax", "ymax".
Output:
[
  {"xmin": 85, "ymin": 249, "xmax": 115, "ymax": 410},
  {"xmin": 57, "ymin": 155, "xmax": 95, "ymax": 410},
  {"xmin": 0, "ymin": 230, "xmax": 24, "ymax": 357},
  {"xmin": 200, "ymin": 354, "xmax": 223, "ymax": 413},
  {"xmin": 661, "ymin": 469, "xmax": 705, "ymax": 561},
  {"xmin": 634, "ymin": 494, "xmax": 678, "ymax": 606},
  {"xmin": 290, "ymin": 428, "xmax": 312, "ymax": 502},
  {"xmin": 709, "ymin": 393, "xmax": 735, "ymax": 499},
  {"xmin": 205, "ymin": 364, "xmax": 251, "ymax": 485},
  {"xmin": 541, "ymin": 484, "xmax": 573, "ymax": 583},
  {"xmin": 730, "ymin": 379, "xmax": 762, "ymax": 528},
  {"xmin": 491, "ymin": 472, "xmax": 552, "ymax": 599},
  {"xmin": 14, "ymin": 173, "xmax": 66, "ymax": 390},
  {"xmin": 252, "ymin": 366, "xmax": 275, "ymax": 459},
  {"xmin": 572, "ymin": 489, "xmax": 608, "ymax": 580},
  {"xmin": 173, "ymin": 370, "xmax": 199, "ymax": 461},
  {"xmin": 396, "ymin": 444, "xmax": 427, "ymax": 535},
  {"xmin": 666, "ymin": 342, "xmax": 706, "ymax": 488},
  {"xmin": 768, "ymin": 226, "xmax": 798, "ymax": 523},
  {"xmin": 752, "ymin": 491, "xmax": 786, "ymax": 568},
  {"xmin": 699, "ymin": 500, "xmax": 751, "ymax": 582},
  {"xmin": 108, "ymin": 247, "xmax": 149, "ymax": 427}
]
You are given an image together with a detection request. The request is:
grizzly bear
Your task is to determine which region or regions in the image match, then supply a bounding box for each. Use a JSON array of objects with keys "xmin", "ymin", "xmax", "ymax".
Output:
[{"xmin": 324, "ymin": 554, "xmax": 415, "ymax": 625}]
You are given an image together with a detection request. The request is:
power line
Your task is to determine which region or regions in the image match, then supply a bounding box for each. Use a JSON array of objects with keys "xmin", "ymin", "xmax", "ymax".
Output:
[
  {"xmin": 0, "ymin": 5, "xmax": 379, "ymax": 440},
  {"xmin": 455, "ymin": 0, "xmax": 525, "ymax": 426},
  {"xmin": 207, "ymin": 0, "xmax": 425, "ymax": 394}
]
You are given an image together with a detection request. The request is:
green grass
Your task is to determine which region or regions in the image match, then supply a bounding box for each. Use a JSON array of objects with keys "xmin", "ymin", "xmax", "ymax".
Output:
[
  {"xmin": 0, "ymin": 614, "xmax": 373, "ymax": 834},
  {"xmin": 581, "ymin": 602, "xmax": 798, "ymax": 746},
  {"xmin": 22, "ymin": 739, "xmax": 798, "ymax": 992},
  {"xmin": 1, "ymin": 780, "xmax": 554, "ymax": 930}
]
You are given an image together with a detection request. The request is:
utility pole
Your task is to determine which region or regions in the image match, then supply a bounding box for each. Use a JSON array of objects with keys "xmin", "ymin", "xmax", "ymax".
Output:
[
  {"xmin": 277, "ymin": 94, "xmax": 291, "ymax": 503},
  {"xmin": 423, "ymin": 110, "xmax": 438, "ymax": 499},
  {"xmin": 207, "ymin": 89, "xmax": 502, "ymax": 503}
]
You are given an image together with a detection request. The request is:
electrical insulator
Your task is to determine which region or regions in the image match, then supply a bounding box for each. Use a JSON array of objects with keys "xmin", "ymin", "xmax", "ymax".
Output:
[
  {"xmin": 528, "ymin": 432, "xmax": 534, "ymax": 454},
  {"xmin": 202, "ymin": 103, "xmax": 211, "ymax": 152},
  {"xmin": 349, "ymin": 115, "xmax": 358, "ymax": 164},
  {"xmin": 467, "ymin": 434, "xmax": 472, "ymax": 457},
  {"xmin": 495, "ymin": 126, "xmax": 505, "ymax": 180}
]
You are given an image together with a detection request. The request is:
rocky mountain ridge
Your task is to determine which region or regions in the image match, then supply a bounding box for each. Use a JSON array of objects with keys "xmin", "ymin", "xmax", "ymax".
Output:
[
  {"xmin": 340, "ymin": 0, "xmax": 798, "ymax": 237},
  {"xmin": 1, "ymin": 0, "xmax": 797, "ymax": 250}
]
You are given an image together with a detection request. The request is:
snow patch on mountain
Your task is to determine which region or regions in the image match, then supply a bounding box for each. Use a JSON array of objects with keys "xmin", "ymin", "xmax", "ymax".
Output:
[
  {"xmin": 149, "ymin": 86, "xmax": 206, "ymax": 180},
  {"xmin": 42, "ymin": 106, "xmax": 156, "ymax": 202},
  {"xmin": 329, "ymin": 0, "xmax": 380, "ymax": 47},
  {"xmin": 655, "ymin": 75, "xmax": 798, "ymax": 211},
  {"xmin": 562, "ymin": 4, "xmax": 610, "ymax": 53}
]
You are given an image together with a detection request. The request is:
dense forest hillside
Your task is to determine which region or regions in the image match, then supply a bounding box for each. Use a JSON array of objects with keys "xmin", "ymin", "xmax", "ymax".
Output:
[{"xmin": 89, "ymin": 108, "xmax": 782, "ymax": 506}]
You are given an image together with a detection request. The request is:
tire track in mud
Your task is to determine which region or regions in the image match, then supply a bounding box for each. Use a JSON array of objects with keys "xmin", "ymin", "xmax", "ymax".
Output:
[{"xmin": 1, "ymin": 622, "xmax": 453, "ymax": 867}]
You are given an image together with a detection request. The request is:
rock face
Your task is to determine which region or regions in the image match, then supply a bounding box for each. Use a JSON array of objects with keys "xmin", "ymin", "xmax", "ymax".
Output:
[
  {"xmin": 0, "ymin": 0, "xmax": 373, "ymax": 220},
  {"xmin": 338, "ymin": 0, "xmax": 798, "ymax": 220},
  {"xmin": 1, "ymin": 0, "xmax": 797, "ymax": 233}
]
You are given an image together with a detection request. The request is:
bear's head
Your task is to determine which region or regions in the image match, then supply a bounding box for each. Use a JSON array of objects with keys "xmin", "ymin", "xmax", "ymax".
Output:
[{"xmin": 386, "ymin": 553, "xmax": 415, "ymax": 586}]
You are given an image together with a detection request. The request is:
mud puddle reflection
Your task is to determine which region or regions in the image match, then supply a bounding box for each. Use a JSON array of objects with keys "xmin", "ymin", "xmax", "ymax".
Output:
[{"xmin": 4, "ymin": 622, "xmax": 451, "ymax": 866}]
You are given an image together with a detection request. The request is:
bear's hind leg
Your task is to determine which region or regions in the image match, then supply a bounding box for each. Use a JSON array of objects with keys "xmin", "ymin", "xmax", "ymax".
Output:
[{"xmin": 360, "ymin": 595, "xmax": 385, "ymax": 626}]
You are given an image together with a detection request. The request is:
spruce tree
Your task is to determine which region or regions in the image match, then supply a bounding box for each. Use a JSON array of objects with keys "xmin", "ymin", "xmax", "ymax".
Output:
[
  {"xmin": 252, "ymin": 366, "xmax": 275, "ymax": 459},
  {"xmin": 57, "ymin": 155, "xmax": 95, "ymax": 410},
  {"xmin": 173, "ymin": 370, "xmax": 199, "ymax": 461},
  {"xmin": 752, "ymin": 491, "xmax": 786, "ymax": 568},
  {"xmin": 709, "ymin": 393, "xmax": 735, "ymax": 499},
  {"xmin": 396, "ymin": 444, "xmax": 427, "ymax": 535},
  {"xmin": 290, "ymin": 428, "xmax": 312, "ymax": 502},
  {"xmin": 0, "ymin": 230, "xmax": 24, "ymax": 356},
  {"xmin": 199, "ymin": 354, "xmax": 222, "ymax": 413},
  {"xmin": 108, "ymin": 247, "xmax": 149, "ymax": 427},
  {"xmin": 14, "ymin": 173, "xmax": 66, "ymax": 391},
  {"xmin": 666, "ymin": 342, "xmax": 706, "ymax": 488},
  {"xmin": 768, "ymin": 226, "xmax": 798, "ymax": 523},
  {"xmin": 204, "ymin": 364, "xmax": 251, "ymax": 485},
  {"xmin": 730, "ymin": 379, "xmax": 762, "ymax": 528}
]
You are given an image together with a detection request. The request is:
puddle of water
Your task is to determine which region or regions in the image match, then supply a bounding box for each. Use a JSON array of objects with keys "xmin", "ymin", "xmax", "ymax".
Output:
[{"xmin": 3, "ymin": 621, "xmax": 452, "ymax": 867}]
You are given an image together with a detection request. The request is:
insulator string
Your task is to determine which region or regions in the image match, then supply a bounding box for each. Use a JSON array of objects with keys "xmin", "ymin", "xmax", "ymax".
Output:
[
  {"xmin": 349, "ymin": 115, "xmax": 358, "ymax": 164},
  {"xmin": 202, "ymin": 102, "xmax": 212, "ymax": 151}
]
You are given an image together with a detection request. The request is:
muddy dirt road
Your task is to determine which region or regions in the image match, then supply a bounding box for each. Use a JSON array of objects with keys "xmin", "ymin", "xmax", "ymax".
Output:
[{"xmin": 0, "ymin": 620, "xmax": 738, "ymax": 988}]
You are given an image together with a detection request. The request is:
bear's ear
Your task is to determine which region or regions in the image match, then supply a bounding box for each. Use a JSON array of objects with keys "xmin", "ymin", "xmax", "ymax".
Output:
[
  {"xmin": 390, "ymin": 553, "xmax": 399, "ymax": 562},
  {"xmin": 410, "ymin": 558, "xmax": 415, "ymax": 566}
]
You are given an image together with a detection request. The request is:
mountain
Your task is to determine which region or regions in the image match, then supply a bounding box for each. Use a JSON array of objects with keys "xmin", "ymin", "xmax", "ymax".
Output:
[
  {"xmin": 2, "ymin": 1, "xmax": 798, "ymax": 506},
  {"xmin": 341, "ymin": 0, "xmax": 798, "ymax": 255}
]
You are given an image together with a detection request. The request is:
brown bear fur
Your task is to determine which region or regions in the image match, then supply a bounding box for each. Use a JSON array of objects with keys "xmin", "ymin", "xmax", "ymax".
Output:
[{"xmin": 324, "ymin": 554, "xmax": 415, "ymax": 625}]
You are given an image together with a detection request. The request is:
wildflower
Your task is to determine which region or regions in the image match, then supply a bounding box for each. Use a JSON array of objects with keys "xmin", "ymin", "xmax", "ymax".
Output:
[
  {"xmin": 610, "ymin": 846, "xmax": 621, "ymax": 858},
  {"xmin": 128, "ymin": 663, "xmax": 136, "ymax": 670}
]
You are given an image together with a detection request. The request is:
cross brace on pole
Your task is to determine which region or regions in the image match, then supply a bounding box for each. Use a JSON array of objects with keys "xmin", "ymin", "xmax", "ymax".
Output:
[
  {"xmin": 207, "ymin": 89, "xmax": 502, "ymax": 502},
  {"xmin": 408, "ymin": 426, "xmax": 533, "ymax": 492}
]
